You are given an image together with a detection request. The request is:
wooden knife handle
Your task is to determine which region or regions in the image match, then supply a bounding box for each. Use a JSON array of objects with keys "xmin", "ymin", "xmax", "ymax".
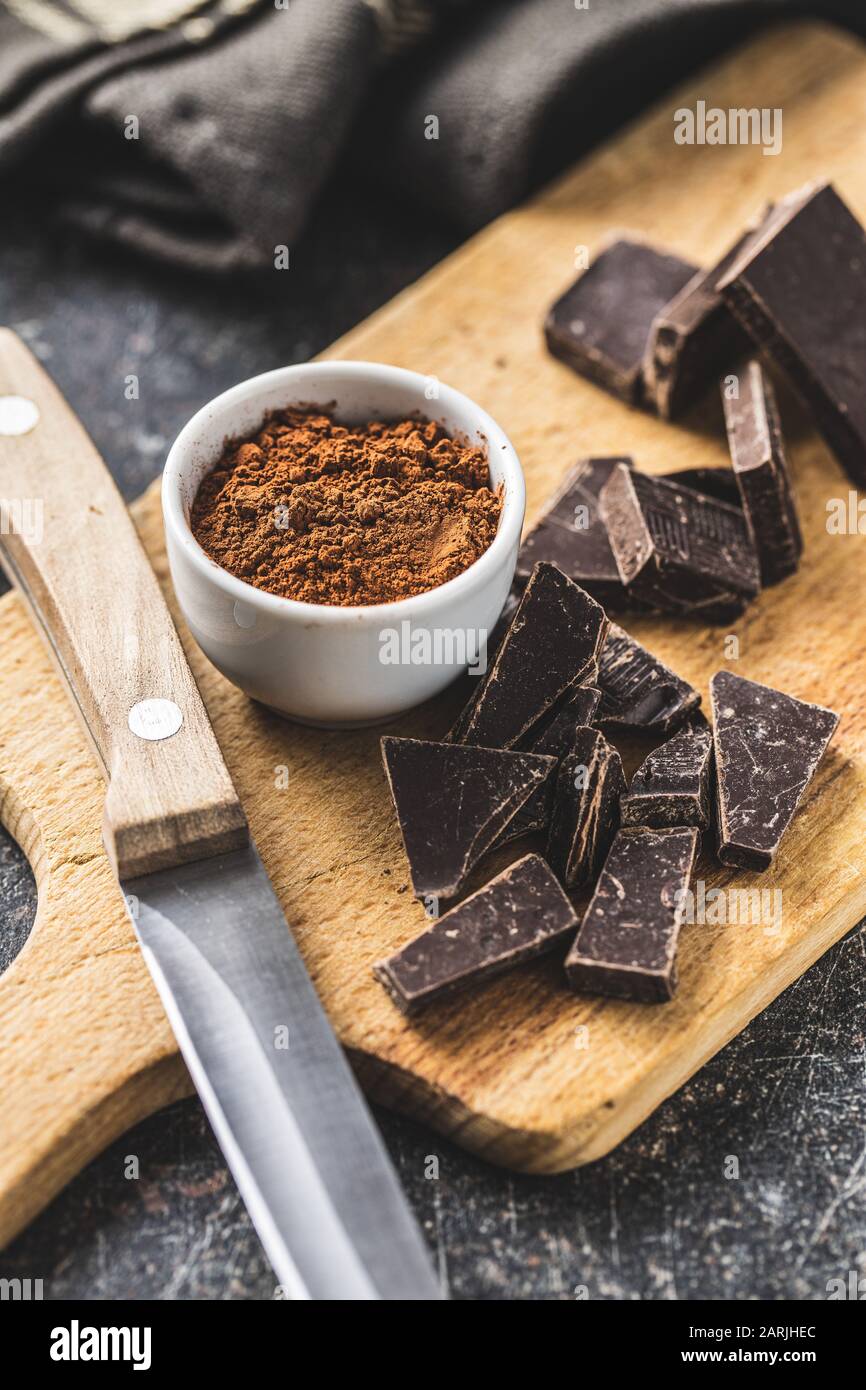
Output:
[{"xmin": 0, "ymin": 329, "xmax": 247, "ymax": 879}]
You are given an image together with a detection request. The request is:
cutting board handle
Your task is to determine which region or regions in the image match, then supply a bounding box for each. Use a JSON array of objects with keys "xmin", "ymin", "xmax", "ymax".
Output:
[{"xmin": 0, "ymin": 329, "xmax": 247, "ymax": 878}]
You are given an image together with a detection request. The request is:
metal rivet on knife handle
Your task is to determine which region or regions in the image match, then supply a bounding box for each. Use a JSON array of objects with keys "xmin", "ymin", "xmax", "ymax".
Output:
[
  {"xmin": 128, "ymin": 699, "xmax": 184, "ymax": 741},
  {"xmin": 0, "ymin": 394, "xmax": 40, "ymax": 436}
]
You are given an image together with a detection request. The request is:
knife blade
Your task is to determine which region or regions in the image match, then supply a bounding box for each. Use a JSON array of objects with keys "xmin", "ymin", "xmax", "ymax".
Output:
[{"xmin": 0, "ymin": 330, "xmax": 441, "ymax": 1300}]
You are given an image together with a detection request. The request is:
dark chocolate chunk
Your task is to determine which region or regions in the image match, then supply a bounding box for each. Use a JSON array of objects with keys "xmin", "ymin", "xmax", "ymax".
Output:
[
  {"xmin": 597, "ymin": 623, "xmax": 700, "ymax": 735},
  {"xmin": 528, "ymin": 683, "xmax": 602, "ymax": 748},
  {"xmin": 451, "ymin": 562, "xmax": 608, "ymax": 749},
  {"xmin": 718, "ymin": 181, "xmax": 866, "ymax": 488},
  {"xmin": 381, "ymin": 737, "xmax": 556, "ymax": 904},
  {"xmin": 493, "ymin": 686, "xmax": 603, "ymax": 847},
  {"xmin": 445, "ymin": 593, "xmax": 520, "ymax": 745},
  {"xmin": 710, "ymin": 670, "xmax": 839, "ymax": 871},
  {"xmin": 620, "ymin": 712, "xmax": 713, "ymax": 830},
  {"xmin": 643, "ymin": 230, "xmax": 754, "ymax": 419},
  {"xmin": 546, "ymin": 727, "xmax": 625, "ymax": 888},
  {"xmin": 445, "ymin": 679, "xmax": 481, "ymax": 746},
  {"xmin": 444, "ymin": 588, "xmax": 524, "ymax": 744},
  {"xmin": 721, "ymin": 359, "xmax": 803, "ymax": 587},
  {"xmin": 657, "ymin": 467, "xmax": 741, "ymax": 509},
  {"xmin": 489, "ymin": 795, "xmax": 550, "ymax": 847},
  {"xmin": 545, "ymin": 239, "xmax": 697, "ymax": 405},
  {"xmin": 600, "ymin": 464, "xmax": 760, "ymax": 621},
  {"xmin": 565, "ymin": 827, "xmax": 699, "ymax": 1002},
  {"xmin": 489, "ymin": 586, "xmax": 521, "ymax": 654},
  {"xmin": 516, "ymin": 457, "xmax": 634, "ymax": 607},
  {"xmin": 373, "ymin": 854, "xmax": 578, "ymax": 1015}
]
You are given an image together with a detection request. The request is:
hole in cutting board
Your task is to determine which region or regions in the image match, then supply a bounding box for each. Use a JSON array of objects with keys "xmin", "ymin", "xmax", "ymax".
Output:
[{"xmin": 0, "ymin": 821, "xmax": 37, "ymax": 976}]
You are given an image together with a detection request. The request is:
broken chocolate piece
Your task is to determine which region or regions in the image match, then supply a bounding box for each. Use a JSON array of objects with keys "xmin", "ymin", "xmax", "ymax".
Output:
[
  {"xmin": 527, "ymin": 683, "xmax": 602, "ymax": 749},
  {"xmin": 445, "ymin": 594, "xmax": 520, "ymax": 744},
  {"xmin": 381, "ymin": 736, "xmax": 556, "ymax": 903},
  {"xmin": 494, "ymin": 686, "xmax": 604, "ymax": 846},
  {"xmin": 547, "ymin": 727, "xmax": 625, "ymax": 888},
  {"xmin": 452, "ymin": 562, "xmax": 608, "ymax": 749},
  {"xmin": 516, "ymin": 457, "xmax": 634, "ymax": 607},
  {"xmin": 718, "ymin": 181, "xmax": 866, "ymax": 488},
  {"xmin": 445, "ymin": 679, "xmax": 482, "ymax": 747},
  {"xmin": 710, "ymin": 670, "xmax": 839, "ymax": 870},
  {"xmin": 545, "ymin": 239, "xmax": 697, "ymax": 404},
  {"xmin": 489, "ymin": 586, "xmax": 521, "ymax": 654},
  {"xmin": 600, "ymin": 465, "xmax": 760, "ymax": 621},
  {"xmin": 597, "ymin": 623, "xmax": 700, "ymax": 735},
  {"xmin": 373, "ymin": 854, "xmax": 578, "ymax": 1015},
  {"xmin": 657, "ymin": 467, "xmax": 741, "ymax": 509},
  {"xmin": 444, "ymin": 588, "xmax": 524, "ymax": 744},
  {"xmin": 620, "ymin": 712, "xmax": 713, "ymax": 830},
  {"xmin": 721, "ymin": 359, "xmax": 802, "ymax": 587},
  {"xmin": 643, "ymin": 231, "xmax": 754, "ymax": 419},
  {"xmin": 565, "ymin": 827, "xmax": 699, "ymax": 1002}
]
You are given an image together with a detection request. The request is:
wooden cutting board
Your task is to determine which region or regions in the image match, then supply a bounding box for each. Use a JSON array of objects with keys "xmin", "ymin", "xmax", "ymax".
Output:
[{"xmin": 2, "ymin": 20, "xmax": 866, "ymax": 1248}]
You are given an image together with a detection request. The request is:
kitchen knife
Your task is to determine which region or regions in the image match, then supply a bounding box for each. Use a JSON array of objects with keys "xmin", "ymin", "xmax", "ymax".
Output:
[{"xmin": 0, "ymin": 330, "xmax": 441, "ymax": 1301}]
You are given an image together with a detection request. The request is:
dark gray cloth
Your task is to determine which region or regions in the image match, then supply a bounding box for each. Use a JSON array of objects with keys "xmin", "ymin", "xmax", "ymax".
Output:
[{"xmin": 0, "ymin": 0, "xmax": 863, "ymax": 270}]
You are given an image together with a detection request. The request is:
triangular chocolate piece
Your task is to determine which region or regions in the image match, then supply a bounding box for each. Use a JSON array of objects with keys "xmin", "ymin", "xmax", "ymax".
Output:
[
  {"xmin": 545, "ymin": 683, "xmax": 602, "ymax": 734},
  {"xmin": 516, "ymin": 457, "xmax": 634, "ymax": 608},
  {"xmin": 710, "ymin": 671, "xmax": 839, "ymax": 870},
  {"xmin": 546, "ymin": 727, "xmax": 625, "ymax": 888},
  {"xmin": 381, "ymin": 737, "xmax": 556, "ymax": 903},
  {"xmin": 491, "ymin": 686, "xmax": 603, "ymax": 849},
  {"xmin": 620, "ymin": 712, "xmax": 714, "ymax": 830},
  {"xmin": 597, "ymin": 623, "xmax": 700, "ymax": 735},
  {"xmin": 455, "ymin": 562, "xmax": 608, "ymax": 749},
  {"xmin": 373, "ymin": 854, "xmax": 578, "ymax": 1014}
]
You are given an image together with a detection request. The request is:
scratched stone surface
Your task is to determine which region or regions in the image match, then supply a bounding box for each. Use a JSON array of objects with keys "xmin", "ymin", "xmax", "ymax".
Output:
[{"xmin": 0, "ymin": 194, "xmax": 864, "ymax": 1301}]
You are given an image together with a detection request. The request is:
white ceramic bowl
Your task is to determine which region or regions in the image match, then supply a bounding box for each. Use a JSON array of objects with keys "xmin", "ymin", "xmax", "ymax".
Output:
[{"xmin": 162, "ymin": 362, "xmax": 525, "ymax": 726}]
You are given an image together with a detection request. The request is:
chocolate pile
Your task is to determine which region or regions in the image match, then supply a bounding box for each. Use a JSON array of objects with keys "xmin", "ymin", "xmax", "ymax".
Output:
[
  {"xmin": 373, "ymin": 179, "xmax": 857, "ymax": 1017},
  {"xmin": 546, "ymin": 179, "xmax": 866, "ymax": 494},
  {"xmin": 539, "ymin": 179, "xmax": 866, "ymax": 622},
  {"xmin": 374, "ymin": 562, "xmax": 838, "ymax": 1014}
]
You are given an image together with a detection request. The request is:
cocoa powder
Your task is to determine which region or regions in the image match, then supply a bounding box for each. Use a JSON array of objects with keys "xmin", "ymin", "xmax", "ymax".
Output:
[{"xmin": 191, "ymin": 406, "xmax": 502, "ymax": 606}]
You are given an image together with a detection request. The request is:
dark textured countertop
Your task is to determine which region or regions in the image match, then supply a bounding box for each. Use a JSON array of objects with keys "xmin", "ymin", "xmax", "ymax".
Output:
[{"xmin": 0, "ymin": 193, "xmax": 863, "ymax": 1301}]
